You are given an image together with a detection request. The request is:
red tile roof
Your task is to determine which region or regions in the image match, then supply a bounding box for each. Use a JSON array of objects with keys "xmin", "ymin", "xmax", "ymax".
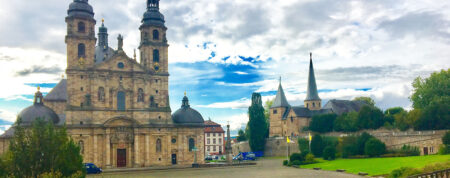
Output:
[{"xmin": 204, "ymin": 120, "xmax": 225, "ymax": 133}]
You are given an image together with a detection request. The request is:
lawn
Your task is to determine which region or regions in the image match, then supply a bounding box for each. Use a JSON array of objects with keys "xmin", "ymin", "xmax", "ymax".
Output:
[{"xmin": 301, "ymin": 154, "xmax": 450, "ymax": 176}]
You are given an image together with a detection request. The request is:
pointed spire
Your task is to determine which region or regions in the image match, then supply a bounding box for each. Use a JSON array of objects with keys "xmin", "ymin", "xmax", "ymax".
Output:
[
  {"xmin": 305, "ymin": 52, "xmax": 321, "ymax": 101},
  {"xmin": 271, "ymin": 77, "xmax": 290, "ymax": 108}
]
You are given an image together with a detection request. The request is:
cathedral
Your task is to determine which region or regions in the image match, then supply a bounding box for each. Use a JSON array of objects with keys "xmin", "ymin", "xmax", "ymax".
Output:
[
  {"xmin": 0, "ymin": 0, "xmax": 206, "ymax": 168},
  {"xmin": 269, "ymin": 53, "xmax": 367, "ymax": 137}
]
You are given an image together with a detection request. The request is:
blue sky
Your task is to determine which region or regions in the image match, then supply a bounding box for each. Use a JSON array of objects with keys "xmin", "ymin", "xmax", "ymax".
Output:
[{"xmin": 0, "ymin": 0, "xmax": 449, "ymax": 135}]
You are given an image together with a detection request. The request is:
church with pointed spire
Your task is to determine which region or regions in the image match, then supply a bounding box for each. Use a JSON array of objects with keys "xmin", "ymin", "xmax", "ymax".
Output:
[
  {"xmin": 0, "ymin": 0, "xmax": 206, "ymax": 169},
  {"xmin": 269, "ymin": 53, "xmax": 367, "ymax": 137}
]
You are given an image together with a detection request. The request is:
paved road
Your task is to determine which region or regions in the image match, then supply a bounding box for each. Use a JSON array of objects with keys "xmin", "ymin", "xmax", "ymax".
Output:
[{"xmin": 88, "ymin": 158, "xmax": 362, "ymax": 178}]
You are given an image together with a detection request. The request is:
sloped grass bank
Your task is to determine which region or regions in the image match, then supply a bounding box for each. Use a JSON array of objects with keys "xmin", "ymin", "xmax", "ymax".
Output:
[{"xmin": 301, "ymin": 155, "xmax": 450, "ymax": 176}]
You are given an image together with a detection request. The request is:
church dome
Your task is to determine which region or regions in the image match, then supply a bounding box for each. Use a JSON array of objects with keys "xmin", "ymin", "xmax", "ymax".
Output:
[
  {"xmin": 142, "ymin": 0, "xmax": 165, "ymax": 27},
  {"xmin": 172, "ymin": 95, "xmax": 204, "ymax": 124},
  {"xmin": 67, "ymin": 0, "xmax": 94, "ymax": 18},
  {"xmin": 17, "ymin": 88, "xmax": 59, "ymax": 126}
]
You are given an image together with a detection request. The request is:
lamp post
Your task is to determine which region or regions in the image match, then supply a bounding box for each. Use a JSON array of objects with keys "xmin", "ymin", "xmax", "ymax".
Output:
[{"xmin": 192, "ymin": 146, "xmax": 199, "ymax": 168}]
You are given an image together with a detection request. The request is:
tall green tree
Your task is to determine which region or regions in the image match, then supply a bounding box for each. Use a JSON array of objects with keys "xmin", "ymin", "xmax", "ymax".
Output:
[
  {"xmin": 310, "ymin": 134, "xmax": 324, "ymax": 157},
  {"xmin": 263, "ymin": 99, "xmax": 274, "ymax": 138},
  {"xmin": 410, "ymin": 69, "xmax": 449, "ymax": 109},
  {"xmin": 414, "ymin": 101, "xmax": 450, "ymax": 130},
  {"xmin": 334, "ymin": 112, "xmax": 358, "ymax": 132},
  {"xmin": 247, "ymin": 93, "xmax": 268, "ymax": 152},
  {"xmin": 237, "ymin": 129, "xmax": 247, "ymax": 142},
  {"xmin": 357, "ymin": 105, "xmax": 385, "ymax": 129},
  {"xmin": 5, "ymin": 117, "xmax": 85, "ymax": 177},
  {"xmin": 353, "ymin": 96, "xmax": 375, "ymax": 107},
  {"xmin": 309, "ymin": 114, "xmax": 337, "ymax": 133}
]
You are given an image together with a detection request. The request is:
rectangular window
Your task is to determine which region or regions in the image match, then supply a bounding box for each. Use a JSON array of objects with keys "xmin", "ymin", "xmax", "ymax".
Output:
[
  {"xmin": 213, "ymin": 133, "xmax": 216, "ymax": 137},
  {"xmin": 207, "ymin": 133, "xmax": 210, "ymax": 137},
  {"xmin": 213, "ymin": 138, "xmax": 216, "ymax": 144},
  {"xmin": 219, "ymin": 146, "xmax": 222, "ymax": 153},
  {"xmin": 207, "ymin": 139, "xmax": 210, "ymax": 144},
  {"xmin": 219, "ymin": 138, "xmax": 222, "ymax": 144},
  {"xmin": 273, "ymin": 109, "xmax": 277, "ymax": 114},
  {"xmin": 213, "ymin": 146, "xmax": 216, "ymax": 151},
  {"xmin": 219, "ymin": 133, "xmax": 221, "ymax": 137}
]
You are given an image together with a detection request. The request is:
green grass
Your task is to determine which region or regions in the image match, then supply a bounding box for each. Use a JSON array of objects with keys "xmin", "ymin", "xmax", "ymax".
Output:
[{"xmin": 301, "ymin": 155, "xmax": 450, "ymax": 176}]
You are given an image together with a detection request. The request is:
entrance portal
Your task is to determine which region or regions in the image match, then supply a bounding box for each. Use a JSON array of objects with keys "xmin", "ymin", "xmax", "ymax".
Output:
[
  {"xmin": 172, "ymin": 154, "xmax": 177, "ymax": 165},
  {"xmin": 117, "ymin": 149, "xmax": 127, "ymax": 167},
  {"xmin": 423, "ymin": 147, "xmax": 428, "ymax": 155}
]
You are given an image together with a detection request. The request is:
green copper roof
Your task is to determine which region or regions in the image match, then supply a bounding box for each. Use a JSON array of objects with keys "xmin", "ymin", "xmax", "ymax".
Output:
[{"xmin": 305, "ymin": 53, "xmax": 321, "ymax": 101}]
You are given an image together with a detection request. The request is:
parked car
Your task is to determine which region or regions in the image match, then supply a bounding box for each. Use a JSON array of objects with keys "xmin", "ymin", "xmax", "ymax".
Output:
[
  {"xmin": 85, "ymin": 163, "xmax": 102, "ymax": 174},
  {"xmin": 205, "ymin": 155, "xmax": 213, "ymax": 160}
]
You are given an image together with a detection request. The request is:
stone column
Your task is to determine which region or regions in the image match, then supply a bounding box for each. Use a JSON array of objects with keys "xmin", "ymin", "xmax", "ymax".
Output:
[
  {"xmin": 106, "ymin": 133, "xmax": 111, "ymax": 168},
  {"xmin": 146, "ymin": 134, "xmax": 150, "ymax": 166},
  {"xmin": 93, "ymin": 134, "xmax": 97, "ymax": 164},
  {"xmin": 134, "ymin": 134, "xmax": 140, "ymax": 167}
]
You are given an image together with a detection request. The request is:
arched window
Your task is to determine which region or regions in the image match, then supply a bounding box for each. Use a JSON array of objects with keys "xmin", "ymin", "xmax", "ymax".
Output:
[
  {"xmin": 78, "ymin": 22, "xmax": 85, "ymax": 32},
  {"xmin": 313, "ymin": 102, "xmax": 316, "ymax": 107},
  {"xmin": 153, "ymin": 30, "xmax": 159, "ymax": 40},
  {"xmin": 153, "ymin": 49, "xmax": 159, "ymax": 62},
  {"xmin": 189, "ymin": 138, "xmax": 195, "ymax": 152},
  {"xmin": 98, "ymin": 87, "xmax": 105, "ymax": 102},
  {"xmin": 78, "ymin": 43, "xmax": 85, "ymax": 57},
  {"xmin": 78, "ymin": 140, "xmax": 84, "ymax": 154},
  {"xmin": 306, "ymin": 103, "xmax": 309, "ymax": 108},
  {"xmin": 117, "ymin": 91, "xmax": 125, "ymax": 111},
  {"xmin": 137, "ymin": 88, "xmax": 144, "ymax": 102},
  {"xmin": 156, "ymin": 138, "xmax": 161, "ymax": 152}
]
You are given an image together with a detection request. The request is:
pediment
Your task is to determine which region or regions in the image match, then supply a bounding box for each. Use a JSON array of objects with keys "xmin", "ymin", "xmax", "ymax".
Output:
[
  {"xmin": 104, "ymin": 116, "xmax": 140, "ymax": 127},
  {"xmin": 95, "ymin": 51, "xmax": 146, "ymax": 72}
]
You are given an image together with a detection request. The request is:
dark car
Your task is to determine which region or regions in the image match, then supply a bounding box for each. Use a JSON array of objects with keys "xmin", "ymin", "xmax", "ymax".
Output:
[
  {"xmin": 205, "ymin": 155, "xmax": 213, "ymax": 160},
  {"xmin": 84, "ymin": 163, "xmax": 102, "ymax": 174}
]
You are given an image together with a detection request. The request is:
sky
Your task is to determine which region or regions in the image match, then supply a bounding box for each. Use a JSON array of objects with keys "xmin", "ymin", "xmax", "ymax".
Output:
[{"xmin": 0, "ymin": 0, "xmax": 449, "ymax": 135}]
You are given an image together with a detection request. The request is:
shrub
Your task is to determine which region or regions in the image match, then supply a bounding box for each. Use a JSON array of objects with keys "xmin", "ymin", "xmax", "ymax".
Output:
[
  {"xmin": 438, "ymin": 144, "xmax": 450, "ymax": 155},
  {"xmin": 298, "ymin": 138, "xmax": 309, "ymax": 153},
  {"xmin": 389, "ymin": 167, "xmax": 421, "ymax": 178},
  {"xmin": 356, "ymin": 132, "xmax": 374, "ymax": 155},
  {"xmin": 364, "ymin": 138, "xmax": 386, "ymax": 157},
  {"xmin": 323, "ymin": 146, "xmax": 336, "ymax": 160},
  {"xmin": 290, "ymin": 153, "xmax": 304, "ymax": 162},
  {"xmin": 339, "ymin": 135, "xmax": 358, "ymax": 158},
  {"xmin": 304, "ymin": 153, "xmax": 316, "ymax": 164},
  {"xmin": 422, "ymin": 162, "xmax": 450, "ymax": 173},
  {"xmin": 443, "ymin": 131, "xmax": 450, "ymax": 145},
  {"xmin": 283, "ymin": 160, "xmax": 289, "ymax": 166},
  {"xmin": 291, "ymin": 160, "xmax": 302, "ymax": 166},
  {"xmin": 311, "ymin": 134, "xmax": 324, "ymax": 157}
]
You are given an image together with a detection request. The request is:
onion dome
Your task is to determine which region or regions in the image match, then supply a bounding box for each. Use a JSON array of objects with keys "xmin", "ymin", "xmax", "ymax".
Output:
[
  {"xmin": 142, "ymin": 0, "xmax": 165, "ymax": 27},
  {"xmin": 67, "ymin": 0, "xmax": 94, "ymax": 19},
  {"xmin": 172, "ymin": 93, "xmax": 204, "ymax": 124},
  {"xmin": 17, "ymin": 87, "xmax": 59, "ymax": 126}
]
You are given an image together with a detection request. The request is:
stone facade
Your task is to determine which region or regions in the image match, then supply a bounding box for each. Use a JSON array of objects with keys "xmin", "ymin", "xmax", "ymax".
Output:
[{"xmin": 0, "ymin": 0, "xmax": 205, "ymax": 168}]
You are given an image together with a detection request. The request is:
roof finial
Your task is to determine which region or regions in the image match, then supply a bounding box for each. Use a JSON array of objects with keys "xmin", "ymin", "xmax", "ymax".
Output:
[
  {"xmin": 102, "ymin": 18, "xmax": 104, "ymax": 24},
  {"xmin": 37, "ymin": 86, "xmax": 40, "ymax": 91},
  {"xmin": 61, "ymin": 74, "xmax": 65, "ymax": 79},
  {"xmin": 184, "ymin": 90, "xmax": 187, "ymax": 96}
]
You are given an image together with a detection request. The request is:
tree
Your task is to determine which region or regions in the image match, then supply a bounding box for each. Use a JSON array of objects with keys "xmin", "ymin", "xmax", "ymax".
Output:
[
  {"xmin": 339, "ymin": 135, "xmax": 358, "ymax": 158},
  {"xmin": 247, "ymin": 93, "xmax": 268, "ymax": 152},
  {"xmin": 323, "ymin": 146, "xmax": 336, "ymax": 160},
  {"xmin": 5, "ymin": 118, "xmax": 85, "ymax": 177},
  {"xmin": 263, "ymin": 99, "xmax": 273, "ymax": 138},
  {"xmin": 384, "ymin": 107, "xmax": 405, "ymax": 125},
  {"xmin": 237, "ymin": 129, "xmax": 247, "ymax": 142},
  {"xmin": 353, "ymin": 96, "xmax": 375, "ymax": 107},
  {"xmin": 414, "ymin": 101, "xmax": 450, "ymax": 130},
  {"xmin": 357, "ymin": 105, "xmax": 385, "ymax": 129},
  {"xmin": 310, "ymin": 134, "xmax": 324, "ymax": 157},
  {"xmin": 297, "ymin": 138, "xmax": 309, "ymax": 153},
  {"xmin": 443, "ymin": 131, "xmax": 450, "ymax": 145},
  {"xmin": 356, "ymin": 132, "xmax": 374, "ymax": 155},
  {"xmin": 393, "ymin": 110, "xmax": 410, "ymax": 131},
  {"xmin": 334, "ymin": 112, "xmax": 358, "ymax": 132},
  {"xmin": 309, "ymin": 114, "xmax": 337, "ymax": 133},
  {"xmin": 364, "ymin": 138, "xmax": 386, "ymax": 157},
  {"xmin": 410, "ymin": 69, "xmax": 449, "ymax": 109}
]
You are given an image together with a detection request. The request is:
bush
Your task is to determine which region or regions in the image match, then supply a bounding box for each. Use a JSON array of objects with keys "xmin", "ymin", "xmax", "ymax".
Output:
[
  {"xmin": 364, "ymin": 138, "xmax": 386, "ymax": 157},
  {"xmin": 311, "ymin": 134, "xmax": 324, "ymax": 157},
  {"xmin": 323, "ymin": 146, "xmax": 336, "ymax": 160},
  {"xmin": 304, "ymin": 153, "xmax": 316, "ymax": 164},
  {"xmin": 389, "ymin": 167, "xmax": 421, "ymax": 178},
  {"xmin": 289, "ymin": 153, "xmax": 304, "ymax": 162},
  {"xmin": 356, "ymin": 132, "xmax": 374, "ymax": 155},
  {"xmin": 283, "ymin": 160, "xmax": 289, "ymax": 166},
  {"xmin": 339, "ymin": 136, "xmax": 358, "ymax": 158},
  {"xmin": 438, "ymin": 144, "xmax": 450, "ymax": 155},
  {"xmin": 298, "ymin": 138, "xmax": 309, "ymax": 153},
  {"xmin": 291, "ymin": 160, "xmax": 302, "ymax": 166}
]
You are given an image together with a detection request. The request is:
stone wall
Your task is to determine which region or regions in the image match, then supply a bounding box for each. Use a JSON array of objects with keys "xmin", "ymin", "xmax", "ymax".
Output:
[{"xmin": 232, "ymin": 130, "xmax": 448, "ymax": 157}]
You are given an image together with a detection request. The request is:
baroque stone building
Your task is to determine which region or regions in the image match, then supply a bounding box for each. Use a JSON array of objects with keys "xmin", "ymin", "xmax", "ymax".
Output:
[
  {"xmin": 0, "ymin": 0, "xmax": 205, "ymax": 168},
  {"xmin": 269, "ymin": 53, "xmax": 367, "ymax": 137}
]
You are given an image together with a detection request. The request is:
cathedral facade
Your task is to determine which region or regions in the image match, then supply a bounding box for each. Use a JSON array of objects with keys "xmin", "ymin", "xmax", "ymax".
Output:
[
  {"xmin": 269, "ymin": 53, "xmax": 367, "ymax": 137},
  {"xmin": 0, "ymin": 0, "xmax": 205, "ymax": 168}
]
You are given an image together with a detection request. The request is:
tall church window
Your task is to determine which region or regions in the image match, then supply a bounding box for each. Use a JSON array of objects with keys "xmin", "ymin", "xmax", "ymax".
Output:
[
  {"xmin": 153, "ymin": 30, "xmax": 159, "ymax": 40},
  {"xmin": 150, "ymin": 96, "xmax": 155, "ymax": 107},
  {"xmin": 156, "ymin": 138, "xmax": 161, "ymax": 152},
  {"xmin": 153, "ymin": 49, "xmax": 159, "ymax": 62},
  {"xmin": 78, "ymin": 22, "xmax": 85, "ymax": 33},
  {"xmin": 117, "ymin": 91, "xmax": 126, "ymax": 111},
  {"xmin": 78, "ymin": 43, "xmax": 85, "ymax": 57},
  {"xmin": 98, "ymin": 87, "xmax": 105, "ymax": 102},
  {"xmin": 313, "ymin": 102, "xmax": 316, "ymax": 107},
  {"xmin": 189, "ymin": 138, "xmax": 195, "ymax": 151},
  {"xmin": 137, "ymin": 88, "xmax": 144, "ymax": 102}
]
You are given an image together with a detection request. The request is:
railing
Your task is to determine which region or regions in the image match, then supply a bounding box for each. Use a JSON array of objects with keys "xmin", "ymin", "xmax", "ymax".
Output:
[{"xmin": 408, "ymin": 168, "xmax": 450, "ymax": 178}]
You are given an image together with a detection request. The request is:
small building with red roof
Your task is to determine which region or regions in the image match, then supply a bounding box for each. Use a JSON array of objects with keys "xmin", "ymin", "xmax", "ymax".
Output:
[{"xmin": 204, "ymin": 119, "xmax": 225, "ymax": 156}]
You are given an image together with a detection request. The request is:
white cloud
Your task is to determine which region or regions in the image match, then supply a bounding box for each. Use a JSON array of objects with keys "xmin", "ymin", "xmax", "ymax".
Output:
[
  {"xmin": 0, "ymin": 109, "xmax": 17, "ymax": 123},
  {"xmin": 214, "ymin": 113, "xmax": 249, "ymax": 131}
]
